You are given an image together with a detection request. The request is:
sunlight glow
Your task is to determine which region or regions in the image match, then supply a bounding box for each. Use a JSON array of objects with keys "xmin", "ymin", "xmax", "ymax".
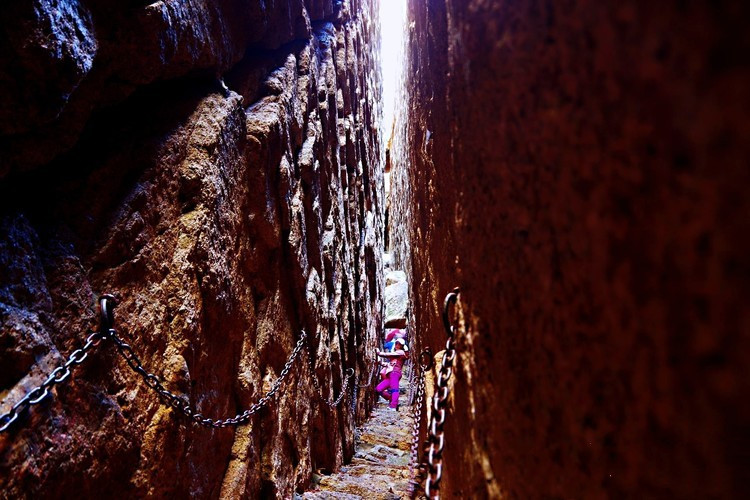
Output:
[{"xmin": 379, "ymin": 0, "xmax": 407, "ymax": 145}]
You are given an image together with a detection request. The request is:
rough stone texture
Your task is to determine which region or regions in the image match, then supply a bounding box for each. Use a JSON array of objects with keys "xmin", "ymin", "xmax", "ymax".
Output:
[
  {"xmin": 0, "ymin": 0, "xmax": 383, "ymax": 498},
  {"xmin": 303, "ymin": 373, "xmax": 412, "ymax": 499},
  {"xmin": 390, "ymin": 0, "xmax": 750, "ymax": 498},
  {"xmin": 384, "ymin": 274, "xmax": 408, "ymax": 328},
  {"xmin": 0, "ymin": 0, "xmax": 343, "ymax": 176},
  {"xmin": 384, "ymin": 270, "xmax": 405, "ymax": 287}
]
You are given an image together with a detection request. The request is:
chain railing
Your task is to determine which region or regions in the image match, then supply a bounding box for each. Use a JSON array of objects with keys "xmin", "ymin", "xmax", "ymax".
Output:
[
  {"xmin": 0, "ymin": 329, "xmax": 107, "ymax": 432},
  {"xmin": 407, "ymin": 349, "xmax": 433, "ymax": 498},
  {"xmin": 1, "ymin": 287, "xmax": 459, "ymax": 495},
  {"xmin": 0, "ymin": 295, "xmax": 322, "ymax": 432},
  {"xmin": 350, "ymin": 377, "xmax": 358, "ymax": 416},
  {"xmin": 115, "ymin": 329, "xmax": 306, "ymax": 427},
  {"xmin": 407, "ymin": 287, "xmax": 460, "ymax": 499},
  {"xmin": 305, "ymin": 336, "xmax": 355, "ymax": 408},
  {"xmin": 424, "ymin": 288, "xmax": 460, "ymax": 498},
  {"xmin": 357, "ymin": 361, "xmax": 378, "ymax": 388}
]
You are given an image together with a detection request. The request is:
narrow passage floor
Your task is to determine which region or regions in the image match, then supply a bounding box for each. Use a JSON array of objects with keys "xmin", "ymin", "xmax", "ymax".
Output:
[{"xmin": 301, "ymin": 376, "xmax": 414, "ymax": 499}]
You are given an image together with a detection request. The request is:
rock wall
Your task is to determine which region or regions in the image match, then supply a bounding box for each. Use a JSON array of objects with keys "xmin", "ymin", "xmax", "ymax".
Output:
[
  {"xmin": 390, "ymin": 0, "xmax": 749, "ymax": 498},
  {"xmin": 0, "ymin": 0, "xmax": 383, "ymax": 498}
]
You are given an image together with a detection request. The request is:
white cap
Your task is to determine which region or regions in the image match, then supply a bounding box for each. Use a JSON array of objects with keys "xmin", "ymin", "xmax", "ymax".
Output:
[{"xmin": 394, "ymin": 338, "xmax": 408, "ymax": 350}]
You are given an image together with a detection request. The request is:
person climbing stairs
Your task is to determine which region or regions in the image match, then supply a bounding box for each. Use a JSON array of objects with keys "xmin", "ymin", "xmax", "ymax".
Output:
[
  {"xmin": 301, "ymin": 377, "xmax": 413, "ymax": 499},
  {"xmin": 301, "ymin": 268, "xmax": 414, "ymax": 499}
]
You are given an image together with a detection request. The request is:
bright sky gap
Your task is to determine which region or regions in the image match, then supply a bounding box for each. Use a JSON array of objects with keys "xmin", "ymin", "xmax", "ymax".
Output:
[{"xmin": 379, "ymin": 0, "xmax": 407, "ymax": 144}]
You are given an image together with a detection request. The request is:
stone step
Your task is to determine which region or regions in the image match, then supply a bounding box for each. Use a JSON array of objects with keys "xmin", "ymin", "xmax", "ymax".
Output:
[
  {"xmin": 304, "ymin": 380, "xmax": 416, "ymax": 500},
  {"xmin": 300, "ymin": 491, "xmax": 364, "ymax": 499}
]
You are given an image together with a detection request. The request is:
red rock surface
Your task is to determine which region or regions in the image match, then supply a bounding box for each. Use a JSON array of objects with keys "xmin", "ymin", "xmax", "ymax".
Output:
[
  {"xmin": 389, "ymin": 0, "xmax": 750, "ymax": 498},
  {"xmin": 0, "ymin": 0, "xmax": 339, "ymax": 175},
  {"xmin": 0, "ymin": 0, "xmax": 383, "ymax": 498}
]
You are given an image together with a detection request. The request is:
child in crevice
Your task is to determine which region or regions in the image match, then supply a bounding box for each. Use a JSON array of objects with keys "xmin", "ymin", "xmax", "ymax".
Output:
[
  {"xmin": 375, "ymin": 338, "xmax": 408, "ymax": 410},
  {"xmin": 383, "ymin": 327, "xmax": 406, "ymax": 351}
]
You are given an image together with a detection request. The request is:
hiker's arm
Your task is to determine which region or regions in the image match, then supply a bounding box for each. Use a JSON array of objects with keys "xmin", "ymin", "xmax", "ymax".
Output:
[{"xmin": 377, "ymin": 350, "xmax": 405, "ymax": 358}]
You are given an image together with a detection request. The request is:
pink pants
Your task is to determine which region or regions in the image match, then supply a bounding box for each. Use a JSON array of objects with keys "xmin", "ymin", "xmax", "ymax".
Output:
[{"xmin": 376, "ymin": 370, "xmax": 401, "ymax": 409}]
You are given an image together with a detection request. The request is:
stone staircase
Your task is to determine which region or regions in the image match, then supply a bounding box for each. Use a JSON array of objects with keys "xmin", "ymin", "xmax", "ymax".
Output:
[
  {"xmin": 301, "ymin": 377, "xmax": 413, "ymax": 499},
  {"xmin": 300, "ymin": 265, "xmax": 414, "ymax": 499}
]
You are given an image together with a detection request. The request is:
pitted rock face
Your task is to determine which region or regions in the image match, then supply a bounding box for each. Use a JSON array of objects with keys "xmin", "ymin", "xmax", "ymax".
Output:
[
  {"xmin": 0, "ymin": 0, "xmax": 383, "ymax": 498},
  {"xmin": 388, "ymin": 0, "xmax": 750, "ymax": 498},
  {"xmin": 0, "ymin": 0, "xmax": 97, "ymax": 136},
  {"xmin": 0, "ymin": 0, "xmax": 345, "ymax": 176}
]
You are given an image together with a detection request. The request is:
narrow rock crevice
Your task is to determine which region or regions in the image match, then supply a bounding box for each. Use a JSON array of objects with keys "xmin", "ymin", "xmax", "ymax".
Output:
[
  {"xmin": 388, "ymin": 1, "xmax": 750, "ymax": 498},
  {"xmin": 3, "ymin": 0, "xmax": 748, "ymax": 498},
  {"xmin": 0, "ymin": 1, "xmax": 382, "ymax": 498},
  {"xmin": 302, "ymin": 268, "xmax": 413, "ymax": 500}
]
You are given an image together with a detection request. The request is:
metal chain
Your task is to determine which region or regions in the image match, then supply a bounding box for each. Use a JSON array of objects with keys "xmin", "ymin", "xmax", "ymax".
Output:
[
  {"xmin": 351, "ymin": 325, "xmax": 359, "ymax": 417},
  {"xmin": 351, "ymin": 378, "xmax": 358, "ymax": 416},
  {"xmin": 305, "ymin": 335, "xmax": 355, "ymax": 408},
  {"xmin": 407, "ymin": 349, "xmax": 432, "ymax": 498},
  {"xmin": 357, "ymin": 361, "xmax": 378, "ymax": 388},
  {"xmin": 1, "ymin": 295, "xmax": 308, "ymax": 432},
  {"xmin": 422, "ymin": 288, "xmax": 460, "ymax": 499},
  {"xmin": 110, "ymin": 328, "xmax": 307, "ymax": 428},
  {"xmin": 0, "ymin": 329, "xmax": 108, "ymax": 433},
  {"xmin": 0, "ymin": 292, "xmax": 376, "ymax": 433}
]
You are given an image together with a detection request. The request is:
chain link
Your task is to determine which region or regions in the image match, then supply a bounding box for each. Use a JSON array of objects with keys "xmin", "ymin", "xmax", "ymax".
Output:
[
  {"xmin": 0, "ymin": 330, "xmax": 108, "ymax": 433},
  {"xmin": 357, "ymin": 361, "xmax": 378, "ymax": 388},
  {"xmin": 407, "ymin": 351, "xmax": 432, "ymax": 499},
  {"xmin": 1, "ymin": 295, "xmax": 309, "ymax": 432},
  {"xmin": 419, "ymin": 288, "xmax": 460, "ymax": 499},
  {"xmin": 101, "ymin": 295, "xmax": 308, "ymax": 427},
  {"xmin": 424, "ymin": 336, "xmax": 454, "ymax": 498},
  {"xmin": 1, "ymin": 293, "xmax": 384, "ymax": 434},
  {"xmin": 305, "ymin": 336, "xmax": 355, "ymax": 408},
  {"xmin": 351, "ymin": 326, "xmax": 359, "ymax": 419},
  {"xmin": 351, "ymin": 377, "xmax": 359, "ymax": 417},
  {"xmin": 110, "ymin": 329, "xmax": 307, "ymax": 428}
]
